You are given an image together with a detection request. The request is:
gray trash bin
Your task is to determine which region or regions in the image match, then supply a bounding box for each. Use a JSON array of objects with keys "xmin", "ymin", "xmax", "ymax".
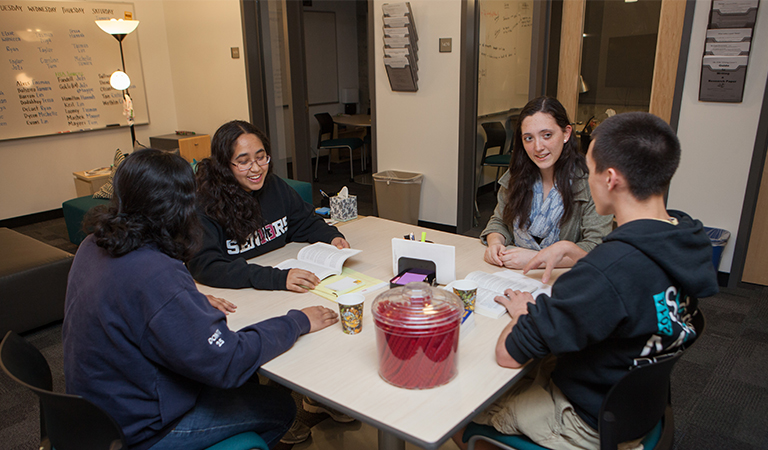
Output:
[{"xmin": 373, "ymin": 171, "xmax": 423, "ymax": 225}]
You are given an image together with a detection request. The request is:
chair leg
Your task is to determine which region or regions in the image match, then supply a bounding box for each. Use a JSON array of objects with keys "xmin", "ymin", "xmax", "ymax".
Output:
[
  {"xmin": 348, "ymin": 146, "xmax": 355, "ymax": 182},
  {"xmin": 314, "ymin": 148, "xmax": 321, "ymax": 182}
]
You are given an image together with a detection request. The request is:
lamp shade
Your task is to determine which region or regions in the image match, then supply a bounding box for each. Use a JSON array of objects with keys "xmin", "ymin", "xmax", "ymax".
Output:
[
  {"xmin": 110, "ymin": 71, "xmax": 131, "ymax": 90},
  {"xmin": 95, "ymin": 19, "xmax": 139, "ymax": 35},
  {"xmin": 578, "ymin": 75, "xmax": 589, "ymax": 94}
]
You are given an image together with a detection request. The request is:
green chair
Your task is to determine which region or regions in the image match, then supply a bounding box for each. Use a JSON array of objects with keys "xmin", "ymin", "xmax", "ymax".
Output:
[
  {"xmin": 314, "ymin": 112, "xmax": 364, "ymax": 182},
  {"xmin": 281, "ymin": 177, "xmax": 313, "ymax": 205},
  {"xmin": 0, "ymin": 331, "xmax": 269, "ymax": 450}
]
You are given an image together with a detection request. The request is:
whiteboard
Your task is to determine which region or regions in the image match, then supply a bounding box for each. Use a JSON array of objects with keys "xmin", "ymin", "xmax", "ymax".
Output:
[
  {"xmin": 304, "ymin": 11, "xmax": 338, "ymax": 105},
  {"xmin": 477, "ymin": 0, "xmax": 532, "ymax": 117},
  {"xmin": 0, "ymin": 1, "xmax": 149, "ymax": 141}
]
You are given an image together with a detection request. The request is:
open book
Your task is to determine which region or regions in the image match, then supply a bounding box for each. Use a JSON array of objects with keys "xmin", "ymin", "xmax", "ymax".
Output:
[
  {"xmin": 452, "ymin": 270, "xmax": 551, "ymax": 319},
  {"xmin": 274, "ymin": 242, "xmax": 362, "ymax": 280}
]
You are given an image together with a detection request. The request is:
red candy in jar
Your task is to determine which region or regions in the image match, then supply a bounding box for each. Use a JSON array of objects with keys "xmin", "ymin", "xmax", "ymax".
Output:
[{"xmin": 372, "ymin": 282, "xmax": 463, "ymax": 389}]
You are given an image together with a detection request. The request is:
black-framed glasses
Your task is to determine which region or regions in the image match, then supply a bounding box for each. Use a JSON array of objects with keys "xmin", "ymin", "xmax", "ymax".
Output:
[{"xmin": 231, "ymin": 154, "xmax": 270, "ymax": 172}]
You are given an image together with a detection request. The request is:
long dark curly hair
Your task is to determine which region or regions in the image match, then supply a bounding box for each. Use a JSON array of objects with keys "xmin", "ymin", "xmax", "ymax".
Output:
[
  {"xmin": 502, "ymin": 96, "xmax": 587, "ymax": 230},
  {"xmin": 195, "ymin": 120, "xmax": 273, "ymax": 245},
  {"xmin": 84, "ymin": 149, "xmax": 201, "ymax": 261}
]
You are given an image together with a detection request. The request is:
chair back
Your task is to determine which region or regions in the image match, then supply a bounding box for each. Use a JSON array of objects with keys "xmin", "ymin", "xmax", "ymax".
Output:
[
  {"xmin": 314, "ymin": 113, "xmax": 336, "ymax": 146},
  {"xmin": 598, "ymin": 351, "xmax": 683, "ymax": 450},
  {"xmin": 1, "ymin": 331, "xmax": 126, "ymax": 450},
  {"xmin": 480, "ymin": 122, "xmax": 507, "ymax": 161}
]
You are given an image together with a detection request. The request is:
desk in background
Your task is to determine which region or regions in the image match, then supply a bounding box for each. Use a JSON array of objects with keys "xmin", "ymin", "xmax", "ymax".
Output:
[
  {"xmin": 196, "ymin": 217, "xmax": 563, "ymax": 450},
  {"xmin": 332, "ymin": 114, "xmax": 372, "ymax": 185}
]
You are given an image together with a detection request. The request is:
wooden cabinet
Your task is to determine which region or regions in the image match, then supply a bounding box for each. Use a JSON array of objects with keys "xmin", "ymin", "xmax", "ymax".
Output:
[
  {"xmin": 72, "ymin": 169, "xmax": 111, "ymax": 197},
  {"xmin": 149, "ymin": 134, "xmax": 211, "ymax": 163}
]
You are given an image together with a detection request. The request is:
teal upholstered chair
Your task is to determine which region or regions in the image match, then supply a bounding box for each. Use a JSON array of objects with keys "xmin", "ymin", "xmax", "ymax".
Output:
[
  {"xmin": 1, "ymin": 331, "xmax": 269, "ymax": 450},
  {"xmin": 62, "ymin": 195, "xmax": 110, "ymax": 245},
  {"xmin": 462, "ymin": 351, "xmax": 683, "ymax": 450},
  {"xmin": 281, "ymin": 176, "xmax": 313, "ymax": 205},
  {"xmin": 313, "ymin": 112, "xmax": 364, "ymax": 182}
]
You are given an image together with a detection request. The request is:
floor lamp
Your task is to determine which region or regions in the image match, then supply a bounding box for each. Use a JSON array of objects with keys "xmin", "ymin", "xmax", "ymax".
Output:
[{"xmin": 95, "ymin": 18, "xmax": 140, "ymax": 148}]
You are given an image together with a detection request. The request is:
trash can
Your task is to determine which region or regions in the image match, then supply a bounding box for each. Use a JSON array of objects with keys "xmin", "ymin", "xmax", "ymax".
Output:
[
  {"xmin": 704, "ymin": 227, "xmax": 731, "ymax": 270},
  {"xmin": 373, "ymin": 171, "xmax": 423, "ymax": 225}
]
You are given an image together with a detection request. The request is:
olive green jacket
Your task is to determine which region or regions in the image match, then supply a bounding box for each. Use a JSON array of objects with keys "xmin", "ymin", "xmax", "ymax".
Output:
[{"xmin": 480, "ymin": 169, "xmax": 613, "ymax": 252}]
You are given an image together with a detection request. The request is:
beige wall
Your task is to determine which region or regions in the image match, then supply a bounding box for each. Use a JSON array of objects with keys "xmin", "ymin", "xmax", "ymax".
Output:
[
  {"xmin": 667, "ymin": 0, "xmax": 768, "ymax": 273},
  {"xmin": 374, "ymin": 0, "xmax": 462, "ymax": 226},
  {"xmin": 0, "ymin": 0, "xmax": 247, "ymax": 220}
]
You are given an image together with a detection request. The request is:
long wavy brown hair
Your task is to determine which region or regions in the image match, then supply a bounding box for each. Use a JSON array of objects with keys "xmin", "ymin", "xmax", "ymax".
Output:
[
  {"xmin": 195, "ymin": 120, "xmax": 274, "ymax": 245},
  {"xmin": 502, "ymin": 96, "xmax": 587, "ymax": 230}
]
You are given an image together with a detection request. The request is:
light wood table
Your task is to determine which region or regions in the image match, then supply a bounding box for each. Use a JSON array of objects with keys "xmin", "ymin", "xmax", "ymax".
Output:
[{"xmin": 196, "ymin": 217, "xmax": 563, "ymax": 450}]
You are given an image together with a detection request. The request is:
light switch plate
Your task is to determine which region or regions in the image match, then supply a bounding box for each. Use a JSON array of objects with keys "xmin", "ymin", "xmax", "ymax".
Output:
[
  {"xmin": 231, "ymin": 47, "xmax": 240, "ymax": 59},
  {"xmin": 439, "ymin": 38, "xmax": 452, "ymax": 53}
]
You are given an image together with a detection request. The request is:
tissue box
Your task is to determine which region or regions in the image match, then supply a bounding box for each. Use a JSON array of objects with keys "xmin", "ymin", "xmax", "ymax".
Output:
[{"xmin": 330, "ymin": 195, "xmax": 357, "ymax": 221}]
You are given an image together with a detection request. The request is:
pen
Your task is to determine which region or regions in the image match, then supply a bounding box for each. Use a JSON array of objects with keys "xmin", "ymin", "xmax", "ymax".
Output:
[
  {"xmin": 421, "ymin": 232, "xmax": 426, "ymax": 242},
  {"xmin": 320, "ymin": 190, "xmax": 330, "ymax": 198}
]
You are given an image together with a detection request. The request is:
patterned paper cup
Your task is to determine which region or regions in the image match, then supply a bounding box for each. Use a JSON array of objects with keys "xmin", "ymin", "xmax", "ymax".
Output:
[
  {"xmin": 338, "ymin": 293, "xmax": 365, "ymax": 335},
  {"xmin": 452, "ymin": 280, "xmax": 478, "ymax": 312}
]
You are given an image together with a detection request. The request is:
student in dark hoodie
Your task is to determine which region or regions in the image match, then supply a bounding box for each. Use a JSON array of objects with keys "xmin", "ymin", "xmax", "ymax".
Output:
[
  {"xmin": 187, "ymin": 120, "xmax": 350, "ymax": 294},
  {"xmin": 187, "ymin": 120, "xmax": 355, "ymax": 444},
  {"xmin": 453, "ymin": 112, "xmax": 719, "ymax": 450},
  {"xmin": 63, "ymin": 149, "xmax": 340, "ymax": 450}
]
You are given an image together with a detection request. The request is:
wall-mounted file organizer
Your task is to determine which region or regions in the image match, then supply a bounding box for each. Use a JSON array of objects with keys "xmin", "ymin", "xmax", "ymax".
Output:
[
  {"xmin": 699, "ymin": 0, "xmax": 760, "ymax": 103},
  {"xmin": 383, "ymin": 2, "xmax": 419, "ymax": 92}
]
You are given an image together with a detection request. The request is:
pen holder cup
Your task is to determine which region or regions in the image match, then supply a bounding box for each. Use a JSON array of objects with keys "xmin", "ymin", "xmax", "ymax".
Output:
[
  {"xmin": 372, "ymin": 282, "xmax": 462, "ymax": 389},
  {"xmin": 330, "ymin": 195, "xmax": 357, "ymax": 222}
]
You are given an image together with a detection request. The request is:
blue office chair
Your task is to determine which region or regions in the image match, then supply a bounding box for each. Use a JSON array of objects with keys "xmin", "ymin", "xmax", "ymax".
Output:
[
  {"xmin": 463, "ymin": 349, "xmax": 691, "ymax": 450},
  {"xmin": 0, "ymin": 331, "xmax": 268, "ymax": 450},
  {"xmin": 314, "ymin": 112, "xmax": 364, "ymax": 182}
]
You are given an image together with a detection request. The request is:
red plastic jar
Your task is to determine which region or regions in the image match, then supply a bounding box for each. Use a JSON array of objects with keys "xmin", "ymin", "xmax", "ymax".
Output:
[{"xmin": 372, "ymin": 282, "xmax": 463, "ymax": 389}]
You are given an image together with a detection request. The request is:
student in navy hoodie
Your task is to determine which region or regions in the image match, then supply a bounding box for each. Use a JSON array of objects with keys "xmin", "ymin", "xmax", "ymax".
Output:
[
  {"xmin": 187, "ymin": 120, "xmax": 350, "ymax": 295},
  {"xmin": 453, "ymin": 112, "xmax": 719, "ymax": 450},
  {"xmin": 63, "ymin": 149, "xmax": 339, "ymax": 450}
]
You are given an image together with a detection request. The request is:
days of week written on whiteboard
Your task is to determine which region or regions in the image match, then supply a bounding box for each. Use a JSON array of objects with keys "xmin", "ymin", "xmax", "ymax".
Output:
[{"xmin": 0, "ymin": 1, "xmax": 148, "ymax": 141}]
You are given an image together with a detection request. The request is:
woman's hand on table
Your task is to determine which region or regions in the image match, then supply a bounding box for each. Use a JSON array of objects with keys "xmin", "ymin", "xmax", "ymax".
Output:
[
  {"xmin": 205, "ymin": 295, "xmax": 237, "ymax": 315},
  {"xmin": 302, "ymin": 305, "xmax": 339, "ymax": 332},
  {"xmin": 286, "ymin": 269, "xmax": 320, "ymax": 293},
  {"xmin": 498, "ymin": 247, "xmax": 539, "ymax": 269},
  {"xmin": 332, "ymin": 237, "xmax": 350, "ymax": 249},
  {"xmin": 483, "ymin": 233, "xmax": 506, "ymax": 266}
]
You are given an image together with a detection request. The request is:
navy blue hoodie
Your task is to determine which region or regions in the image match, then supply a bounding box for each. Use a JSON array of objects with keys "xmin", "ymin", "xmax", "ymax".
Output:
[
  {"xmin": 63, "ymin": 236, "xmax": 311, "ymax": 450},
  {"xmin": 187, "ymin": 175, "xmax": 344, "ymax": 290},
  {"xmin": 505, "ymin": 210, "xmax": 719, "ymax": 429}
]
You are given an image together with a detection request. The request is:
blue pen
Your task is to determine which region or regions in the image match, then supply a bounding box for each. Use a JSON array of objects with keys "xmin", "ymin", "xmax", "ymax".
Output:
[{"xmin": 320, "ymin": 189, "xmax": 330, "ymax": 198}]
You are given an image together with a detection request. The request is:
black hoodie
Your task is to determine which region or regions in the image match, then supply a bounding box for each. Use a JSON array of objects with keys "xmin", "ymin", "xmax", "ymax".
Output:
[
  {"xmin": 187, "ymin": 175, "xmax": 344, "ymax": 290},
  {"xmin": 505, "ymin": 210, "xmax": 719, "ymax": 429}
]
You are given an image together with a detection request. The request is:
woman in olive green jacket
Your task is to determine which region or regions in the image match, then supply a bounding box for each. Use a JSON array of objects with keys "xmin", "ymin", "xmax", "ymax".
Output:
[{"xmin": 480, "ymin": 97, "xmax": 613, "ymax": 270}]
